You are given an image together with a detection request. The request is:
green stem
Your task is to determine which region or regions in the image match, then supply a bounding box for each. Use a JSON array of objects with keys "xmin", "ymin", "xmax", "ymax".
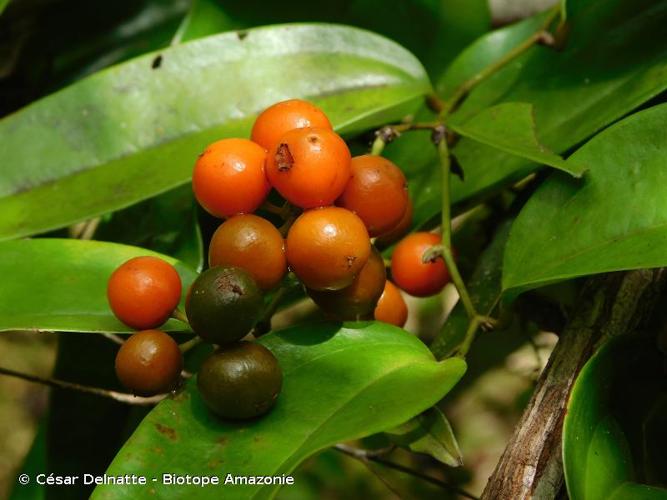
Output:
[
  {"xmin": 370, "ymin": 135, "xmax": 386, "ymax": 156},
  {"xmin": 261, "ymin": 201, "xmax": 285, "ymax": 216},
  {"xmin": 457, "ymin": 317, "xmax": 481, "ymax": 358},
  {"xmin": 442, "ymin": 245, "xmax": 476, "ymax": 321},
  {"xmin": 171, "ymin": 307, "xmax": 189, "ymax": 324},
  {"xmin": 101, "ymin": 332, "xmax": 125, "ymax": 345},
  {"xmin": 252, "ymin": 285, "xmax": 289, "ymax": 337},
  {"xmin": 438, "ymin": 138, "xmax": 452, "ymax": 248},
  {"xmin": 178, "ymin": 336, "xmax": 202, "ymax": 354},
  {"xmin": 435, "ymin": 132, "xmax": 475, "ymax": 320},
  {"xmin": 441, "ymin": 5, "xmax": 559, "ymax": 119}
]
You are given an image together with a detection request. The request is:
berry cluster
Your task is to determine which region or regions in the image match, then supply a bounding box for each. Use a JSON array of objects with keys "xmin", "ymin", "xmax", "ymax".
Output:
[{"xmin": 106, "ymin": 99, "xmax": 454, "ymax": 421}]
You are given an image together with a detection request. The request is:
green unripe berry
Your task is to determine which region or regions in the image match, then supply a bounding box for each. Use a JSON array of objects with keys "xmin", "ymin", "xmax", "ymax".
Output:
[
  {"xmin": 186, "ymin": 266, "xmax": 263, "ymax": 345},
  {"xmin": 197, "ymin": 342, "xmax": 282, "ymax": 420}
]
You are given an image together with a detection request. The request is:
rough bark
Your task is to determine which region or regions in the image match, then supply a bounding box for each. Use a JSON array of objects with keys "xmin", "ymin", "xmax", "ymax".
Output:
[{"xmin": 481, "ymin": 269, "xmax": 667, "ymax": 500}]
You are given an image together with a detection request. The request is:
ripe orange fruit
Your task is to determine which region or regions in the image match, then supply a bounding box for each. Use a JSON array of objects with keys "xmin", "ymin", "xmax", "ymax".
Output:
[
  {"xmin": 286, "ymin": 207, "xmax": 370, "ymax": 290},
  {"xmin": 308, "ymin": 246, "xmax": 386, "ymax": 320},
  {"xmin": 251, "ymin": 99, "xmax": 332, "ymax": 151},
  {"xmin": 192, "ymin": 138, "xmax": 269, "ymax": 217},
  {"xmin": 115, "ymin": 330, "xmax": 183, "ymax": 396},
  {"xmin": 266, "ymin": 127, "xmax": 351, "ymax": 209},
  {"xmin": 391, "ymin": 232, "xmax": 451, "ymax": 297},
  {"xmin": 208, "ymin": 214, "xmax": 287, "ymax": 290},
  {"xmin": 374, "ymin": 280, "xmax": 408, "ymax": 328},
  {"xmin": 107, "ymin": 256, "xmax": 182, "ymax": 329},
  {"xmin": 376, "ymin": 198, "xmax": 413, "ymax": 246},
  {"xmin": 337, "ymin": 155, "xmax": 409, "ymax": 237}
]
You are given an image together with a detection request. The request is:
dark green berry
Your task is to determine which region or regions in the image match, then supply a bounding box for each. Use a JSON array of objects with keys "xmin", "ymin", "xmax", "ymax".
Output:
[
  {"xmin": 186, "ymin": 266, "xmax": 263, "ymax": 345},
  {"xmin": 197, "ymin": 341, "xmax": 282, "ymax": 420}
]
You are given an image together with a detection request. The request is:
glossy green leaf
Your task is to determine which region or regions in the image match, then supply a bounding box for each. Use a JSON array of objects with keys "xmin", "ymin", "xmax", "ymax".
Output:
[
  {"xmin": 385, "ymin": 406, "xmax": 463, "ymax": 467},
  {"xmin": 176, "ymin": 0, "xmax": 490, "ymax": 79},
  {"xmin": 503, "ymin": 103, "xmax": 667, "ymax": 295},
  {"xmin": 0, "ymin": 0, "xmax": 9, "ymax": 16},
  {"xmin": 449, "ymin": 102, "xmax": 586, "ymax": 178},
  {"xmin": 0, "ymin": 24, "xmax": 430, "ymax": 241},
  {"xmin": 438, "ymin": 0, "xmax": 667, "ymax": 207},
  {"xmin": 0, "ymin": 239, "xmax": 196, "ymax": 333},
  {"xmin": 563, "ymin": 335, "xmax": 667, "ymax": 499},
  {"xmin": 438, "ymin": 10, "xmax": 552, "ymax": 100},
  {"xmin": 609, "ymin": 483, "xmax": 667, "ymax": 500},
  {"xmin": 95, "ymin": 322, "xmax": 466, "ymax": 499}
]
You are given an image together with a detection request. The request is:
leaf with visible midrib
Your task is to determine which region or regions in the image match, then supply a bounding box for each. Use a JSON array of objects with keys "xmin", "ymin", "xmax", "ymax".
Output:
[
  {"xmin": 449, "ymin": 102, "xmax": 586, "ymax": 178},
  {"xmin": 0, "ymin": 239, "xmax": 197, "ymax": 334},
  {"xmin": 503, "ymin": 103, "xmax": 667, "ymax": 296},
  {"xmin": 94, "ymin": 322, "xmax": 466, "ymax": 500},
  {"xmin": 447, "ymin": 0, "xmax": 667, "ymax": 204},
  {"xmin": 0, "ymin": 23, "xmax": 431, "ymax": 241},
  {"xmin": 393, "ymin": 1, "xmax": 667, "ymax": 230}
]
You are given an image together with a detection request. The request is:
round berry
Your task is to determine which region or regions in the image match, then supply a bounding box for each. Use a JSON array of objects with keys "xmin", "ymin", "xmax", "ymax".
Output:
[
  {"xmin": 308, "ymin": 246, "xmax": 386, "ymax": 320},
  {"xmin": 374, "ymin": 280, "xmax": 408, "ymax": 328},
  {"xmin": 286, "ymin": 207, "xmax": 370, "ymax": 291},
  {"xmin": 209, "ymin": 215, "xmax": 287, "ymax": 290},
  {"xmin": 376, "ymin": 198, "xmax": 413, "ymax": 247},
  {"xmin": 337, "ymin": 155, "xmax": 408, "ymax": 237},
  {"xmin": 266, "ymin": 127, "xmax": 351, "ymax": 209},
  {"xmin": 192, "ymin": 138, "xmax": 269, "ymax": 217},
  {"xmin": 251, "ymin": 99, "xmax": 332, "ymax": 151},
  {"xmin": 115, "ymin": 330, "xmax": 182, "ymax": 396},
  {"xmin": 197, "ymin": 341, "xmax": 282, "ymax": 420},
  {"xmin": 391, "ymin": 232, "xmax": 451, "ymax": 297},
  {"xmin": 186, "ymin": 266, "xmax": 263, "ymax": 345},
  {"xmin": 107, "ymin": 256, "xmax": 182, "ymax": 330}
]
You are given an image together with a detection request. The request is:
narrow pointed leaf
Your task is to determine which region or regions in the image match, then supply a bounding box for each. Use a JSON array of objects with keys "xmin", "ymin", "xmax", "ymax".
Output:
[
  {"xmin": 449, "ymin": 103, "xmax": 586, "ymax": 178},
  {"xmin": 385, "ymin": 406, "xmax": 463, "ymax": 467},
  {"xmin": 384, "ymin": 0, "xmax": 667, "ymax": 230}
]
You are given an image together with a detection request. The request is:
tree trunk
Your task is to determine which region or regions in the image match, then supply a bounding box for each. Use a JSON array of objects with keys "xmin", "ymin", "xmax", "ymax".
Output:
[{"xmin": 481, "ymin": 269, "xmax": 667, "ymax": 500}]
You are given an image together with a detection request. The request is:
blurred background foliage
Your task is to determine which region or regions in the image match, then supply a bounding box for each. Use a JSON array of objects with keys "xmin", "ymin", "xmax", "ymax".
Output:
[{"xmin": 0, "ymin": 0, "xmax": 558, "ymax": 498}]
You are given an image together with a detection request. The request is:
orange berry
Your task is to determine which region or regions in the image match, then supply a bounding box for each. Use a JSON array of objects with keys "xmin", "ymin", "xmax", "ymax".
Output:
[
  {"xmin": 115, "ymin": 330, "xmax": 183, "ymax": 396},
  {"xmin": 376, "ymin": 198, "xmax": 413, "ymax": 246},
  {"xmin": 286, "ymin": 207, "xmax": 370, "ymax": 290},
  {"xmin": 308, "ymin": 246, "xmax": 386, "ymax": 320},
  {"xmin": 266, "ymin": 127, "xmax": 351, "ymax": 209},
  {"xmin": 107, "ymin": 256, "xmax": 182, "ymax": 329},
  {"xmin": 337, "ymin": 155, "xmax": 409, "ymax": 237},
  {"xmin": 208, "ymin": 214, "xmax": 287, "ymax": 290},
  {"xmin": 192, "ymin": 138, "xmax": 269, "ymax": 217},
  {"xmin": 391, "ymin": 232, "xmax": 451, "ymax": 297},
  {"xmin": 251, "ymin": 99, "xmax": 332, "ymax": 151},
  {"xmin": 374, "ymin": 280, "xmax": 408, "ymax": 328}
]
